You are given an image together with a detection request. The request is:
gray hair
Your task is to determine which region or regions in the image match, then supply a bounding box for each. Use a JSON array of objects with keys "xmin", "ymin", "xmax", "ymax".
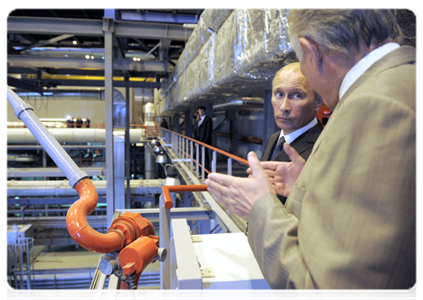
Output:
[{"xmin": 288, "ymin": 10, "xmax": 403, "ymax": 60}]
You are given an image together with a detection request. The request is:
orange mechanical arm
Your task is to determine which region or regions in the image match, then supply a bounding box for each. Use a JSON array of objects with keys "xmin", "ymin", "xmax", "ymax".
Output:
[
  {"xmin": 118, "ymin": 235, "xmax": 160, "ymax": 289},
  {"xmin": 66, "ymin": 178, "xmax": 155, "ymax": 253}
]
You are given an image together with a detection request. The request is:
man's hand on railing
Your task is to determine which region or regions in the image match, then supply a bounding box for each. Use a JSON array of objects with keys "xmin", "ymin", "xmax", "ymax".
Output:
[
  {"xmin": 246, "ymin": 143, "xmax": 305, "ymax": 198},
  {"xmin": 205, "ymin": 152, "xmax": 275, "ymax": 220}
]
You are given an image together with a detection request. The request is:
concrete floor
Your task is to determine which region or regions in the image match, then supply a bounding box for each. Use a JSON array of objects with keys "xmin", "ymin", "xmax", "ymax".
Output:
[
  {"xmin": 33, "ymin": 249, "xmax": 99, "ymax": 270},
  {"xmin": 30, "ymin": 247, "xmax": 160, "ymax": 289}
]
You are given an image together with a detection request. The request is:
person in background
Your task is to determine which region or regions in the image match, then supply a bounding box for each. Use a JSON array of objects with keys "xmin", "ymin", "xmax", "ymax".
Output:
[
  {"xmin": 85, "ymin": 117, "xmax": 90, "ymax": 128},
  {"xmin": 260, "ymin": 62, "xmax": 323, "ymax": 204},
  {"xmin": 206, "ymin": 9, "xmax": 415, "ymax": 289},
  {"xmin": 75, "ymin": 116, "xmax": 83, "ymax": 128},
  {"xmin": 193, "ymin": 113, "xmax": 200, "ymax": 139},
  {"xmin": 194, "ymin": 106, "xmax": 213, "ymax": 171},
  {"xmin": 160, "ymin": 117, "xmax": 168, "ymax": 129},
  {"xmin": 66, "ymin": 116, "xmax": 74, "ymax": 128}
]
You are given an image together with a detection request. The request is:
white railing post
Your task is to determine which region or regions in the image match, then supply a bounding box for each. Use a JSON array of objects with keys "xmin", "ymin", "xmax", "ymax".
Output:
[
  {"xmin": 201, "ymin": 145, "xmax": 205, "ymax": 183},
  {"xmin": 227, "ymin": 157, "xmax": 232, "ymax": 176},
  {"xmin": 185, "ymin": 138, "xmax": 189, "ymax": 168},
  {"xmin": 196, "ymin": 143, "xmax": 200, "ymax": 177},
  {"xmin": 159, "ymin": 193, "xmax": 171, "ymax": 289},
  {"xmin": 190, "ymin": 141, "xmax": 194, "ymax": 172},
  {"xmin": 181, "ymin": 137, "xmax": 185, "ymax": 160}
]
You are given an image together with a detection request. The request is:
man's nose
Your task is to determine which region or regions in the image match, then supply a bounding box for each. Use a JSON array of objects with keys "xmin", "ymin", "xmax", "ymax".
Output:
[{"xmin": 279, "ymin": 97, "xmax": 291, "ymax": 113}]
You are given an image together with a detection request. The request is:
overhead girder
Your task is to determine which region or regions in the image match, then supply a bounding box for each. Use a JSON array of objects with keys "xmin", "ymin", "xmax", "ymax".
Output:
[
  {"xmin": 7, "ymin": 76, "xmax": 44, "ymax": 94},
  {"xmin": 7, "ymin": 55, "xmax": 167, "ymax": 72},
  {"xmin": 120, "ymin": 10, "xmax": 201, "ymax": 24},
  {"xmin": 31, "ymin": 79, "xmax": 161, "ymax": 89},
  {"xmin": 7, "ymin": 67, "xmax": 38, "ymax": 75},
  {"xmin": 19, "ymin": 34, "xmax": 74, "ymax": 52},
  {"xmin": 8, "ymin": 16, "xmax": 194, "ymax": 41},
  {"xmin": 8, "ymin": 67, "xmax": 168, "ymax": 79}
]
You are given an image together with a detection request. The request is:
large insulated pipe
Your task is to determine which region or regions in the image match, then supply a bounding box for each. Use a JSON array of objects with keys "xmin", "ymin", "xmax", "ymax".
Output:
[
  {"xmin": 7, "ymin": 128, "xmax": 143, "ymax": 144},
  {"xmin": 7, "ymin": 87, "xmax": 87, "ymax": 187},
  {"xmin": 212, "ymin": 98, "xmax": 264, "ymax": 112},
  {"xmin": 7, "ymin": 179, "xmax": 165, "ymax": 198}
]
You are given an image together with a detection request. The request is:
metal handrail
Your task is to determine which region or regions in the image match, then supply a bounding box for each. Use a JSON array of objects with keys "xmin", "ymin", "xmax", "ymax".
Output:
[
  {"xmin": 162, "ymin": 128, "xmax": 248, "ymax": 165},
  {"xmin": 162, "ymin": 185, "xmax": 208, "ymax": 209},
  {"xmin": 160, "ymin": 128, "xmax": 248, "ymax": 183}
]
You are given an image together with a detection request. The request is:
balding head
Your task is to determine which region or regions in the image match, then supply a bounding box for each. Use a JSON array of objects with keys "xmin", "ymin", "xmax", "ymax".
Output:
[{"xmin": 272, "ymin": 62, "xmax": 301, "ymax": 87}]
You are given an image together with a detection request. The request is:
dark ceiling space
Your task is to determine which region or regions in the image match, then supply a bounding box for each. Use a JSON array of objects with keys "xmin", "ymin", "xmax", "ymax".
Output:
[
  {"xmin": 7, "ymin": 9, "xmax": 415, "ymax": 96},
  {"xmin": 7, "ymin": 9, "xmax": 204, "ymax": 93}
]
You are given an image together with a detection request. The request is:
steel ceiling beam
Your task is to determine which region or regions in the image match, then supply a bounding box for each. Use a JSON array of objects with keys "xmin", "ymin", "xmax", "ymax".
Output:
[
  {"xmin": 20, "ymin": 34, "xmax": 74, "ymax": 51},
  {"xmin": 7, "ymin": 77, "xmax": 44, "ymax": 94},
  {"xmin": 20, "ymin": 78, "xmax": 161, "ymax": 88},
  {"xmin": 8, "ymin": 16, "xmax": 193, "ymax": 40},
  {"xmin": 8, "ymin": 67, "xmax": 167, "ymax": 79},
  {"xmin": 8, "ymin": 55, "xmax": 167, "ymax": 72},
  {"xmin": 8, "ymin": 17, "xmax": 102, "ymax": 36},
  {"xmin": 7, "ymin": 67, "xmax": 38, "ymax": 74},
  {"xmin": 120, "ymin": 10, "xmax": 200, "ymax": 24}
]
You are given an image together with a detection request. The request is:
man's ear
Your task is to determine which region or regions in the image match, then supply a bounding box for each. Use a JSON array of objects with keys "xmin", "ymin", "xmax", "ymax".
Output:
[
  {"xmin": 314, "ymin": 95, "xmax": 323, "ymax": 111},
  {"xmin": 299, "ymin": 37, "xmax": 323, "ymax": 71}
]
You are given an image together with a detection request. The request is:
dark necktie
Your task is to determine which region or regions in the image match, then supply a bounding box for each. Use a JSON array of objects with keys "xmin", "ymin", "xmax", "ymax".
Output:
[{"xmin": 271, "ymin": 136, "xmax": 285, "ymax": 160}]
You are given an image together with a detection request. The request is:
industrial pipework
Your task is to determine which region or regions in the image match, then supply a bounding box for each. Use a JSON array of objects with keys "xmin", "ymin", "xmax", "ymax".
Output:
[{"xmin": 7, "ymin": 87, "xmax": 164, "ymax": 288}]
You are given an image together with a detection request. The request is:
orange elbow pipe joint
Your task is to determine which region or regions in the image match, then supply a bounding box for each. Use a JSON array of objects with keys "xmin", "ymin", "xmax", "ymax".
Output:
[
  {"xmin": 66, "ymin": 178, "xmax": 157, "ymax": 254},
  {"xmin": 66, "ymin": 178, "xmax": 162, "ymax": 289}
]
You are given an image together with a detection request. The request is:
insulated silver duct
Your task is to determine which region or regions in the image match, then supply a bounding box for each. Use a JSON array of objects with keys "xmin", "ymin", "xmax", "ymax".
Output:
[
  {"xmin": 7, "ymin": 179, "xmax": 165, "ymax": 197},
  {"xmin": 7, "ymin": 128, "xmax": 144, "ymax": 144},
  {"xmin": 212, "ymin": 98, "xmax": 264, "ymax": 111}
]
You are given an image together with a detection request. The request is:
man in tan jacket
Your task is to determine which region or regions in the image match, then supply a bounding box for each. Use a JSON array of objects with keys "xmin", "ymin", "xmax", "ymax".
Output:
[{"xmin": 206, "ymin": 10, "xmax": 415, "ymax": 289}]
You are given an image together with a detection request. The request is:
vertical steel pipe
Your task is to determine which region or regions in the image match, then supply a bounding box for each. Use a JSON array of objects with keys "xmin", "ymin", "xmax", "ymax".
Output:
[{"xmin": 104, "ymin": 17, "xmax": 115, "ymax": 226}]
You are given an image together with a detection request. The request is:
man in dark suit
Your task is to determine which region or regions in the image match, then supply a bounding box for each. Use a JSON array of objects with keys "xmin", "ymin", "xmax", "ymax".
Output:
[
  {"xmin": 160, "ymin": 117, "xmax": 168, "ymax": 129},
  {"xmin": 194, "ymin": 106, "xmax": 213, "ymax": 170},
  {"xmin": 261, "ymin": 62, "xmax": 323, "ymax": 204}
]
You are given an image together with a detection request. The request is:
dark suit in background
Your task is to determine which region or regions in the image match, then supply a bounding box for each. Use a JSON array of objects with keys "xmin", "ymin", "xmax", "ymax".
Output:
[
  {"xmin": 261, "ymin": 121, "xmax": 323, "ymax": 204},
  {"xmin": 194, "ymin": 115, "xmax": 213, "ymax": 170}
]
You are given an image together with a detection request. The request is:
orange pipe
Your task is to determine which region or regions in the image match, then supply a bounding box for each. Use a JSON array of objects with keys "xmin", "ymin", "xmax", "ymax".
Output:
[
  {"xmin": 67, "ymin": 178, "xmax": 157, "ymax": 254},
  {"xmin": 162, "ymin": 185, "xmax": 208, "ymax": 210},
  {"xmin": 162, "ymin": 128, "xmax": 249, "ymax": 166},
  {"xmin": 66, "ymin": 178, "xmax": 124, "ymax": 253}
]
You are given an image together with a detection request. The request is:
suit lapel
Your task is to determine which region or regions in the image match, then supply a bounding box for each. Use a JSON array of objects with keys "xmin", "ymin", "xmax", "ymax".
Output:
[
  {"xmin": 274, "ymin": 123, "xmax": 322, "ymax": 161},
  {"xmin": 262, "ymin": 132, "xmax": 280, "ymax": 161},
  {"xmin": 293, "ymin": 123, "xmax": 321, "ymax": 155}
]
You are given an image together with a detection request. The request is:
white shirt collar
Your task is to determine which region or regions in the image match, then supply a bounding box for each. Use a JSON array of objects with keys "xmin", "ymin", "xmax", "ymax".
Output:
[
  {"xmin": 198, "ymin": 114, "xmax": 206, "ymax": 126},
  {"xmin": 280, "ymin": 118, "xmax": 318, "ymax": 144},
  {"xmin": 339, "ymin": 43, "xmax": 400, "ymax": 100}
]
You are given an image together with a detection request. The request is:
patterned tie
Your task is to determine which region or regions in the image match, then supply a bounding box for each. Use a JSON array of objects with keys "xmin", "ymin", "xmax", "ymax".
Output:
[{"xmin": 271, "ymin": 136, "xmax": 285, "ymax": 160}]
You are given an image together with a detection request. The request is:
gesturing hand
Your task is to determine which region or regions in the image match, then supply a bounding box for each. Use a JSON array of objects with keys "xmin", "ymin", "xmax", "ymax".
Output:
[
  {"xmin": 205, "ymin": 151, "xmax": 275, "ymax": 220},
  {"xmin": 247, "ymin": 143, "xmax": 305, "ymax": 197}
]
